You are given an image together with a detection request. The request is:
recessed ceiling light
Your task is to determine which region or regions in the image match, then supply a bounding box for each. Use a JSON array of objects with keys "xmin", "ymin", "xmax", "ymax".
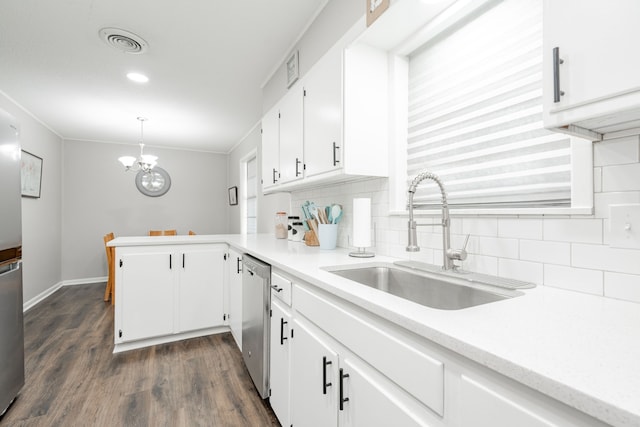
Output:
[{"xmin": 127, "ymin": 72, "xmax": 149, "ymax": 83}]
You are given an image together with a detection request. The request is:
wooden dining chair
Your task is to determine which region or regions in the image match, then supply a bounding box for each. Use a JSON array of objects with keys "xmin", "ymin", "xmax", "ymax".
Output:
[
  {"xmin": 149, "ymin": 229, "xmax": 177, "ymax": 236},
  {"xmin": 103, "ymin": 232, "xmax": 115, "ymax": 304}
]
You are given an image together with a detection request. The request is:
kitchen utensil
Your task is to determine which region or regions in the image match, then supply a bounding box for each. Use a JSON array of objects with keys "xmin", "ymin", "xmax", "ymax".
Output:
[
  {"xmin": 326, "ymin": 206, "xmax": 332, "ymax": 224},
  {"xmin": 331, "ymin": 204, "xmax": 343, "ymax": 224}
]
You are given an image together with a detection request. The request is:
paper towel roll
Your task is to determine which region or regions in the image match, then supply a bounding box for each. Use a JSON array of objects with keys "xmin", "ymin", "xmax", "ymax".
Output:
[{"xmin": 352, "ymin": 198, "xmax": 371, "ymax": 248}]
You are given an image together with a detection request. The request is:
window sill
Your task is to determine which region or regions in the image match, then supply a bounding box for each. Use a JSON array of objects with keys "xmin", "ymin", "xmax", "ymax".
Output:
[{"xmin": 388, "ymin": 206, "xmax": 593, "ymax": 217}]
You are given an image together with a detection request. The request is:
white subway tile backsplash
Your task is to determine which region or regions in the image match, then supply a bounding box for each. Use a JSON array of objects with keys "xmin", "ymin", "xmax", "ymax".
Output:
[
  {"xmin": 593, "ymin": 191, "xmax": 640, "ymax": 218},
  {"xmin": 471, "ymin": 236, "xmax": 519, "ymax": 259},
  {"xmin": 544, "ymin": 265, "xmax": 603, "ymax": 295},
  {"xmin": 498, "ymin": 258, "xmax": 543, "ymax": 284},
  {"xmin": 462, "ymin": 217, "xmax": 498, "ymax": 237},
  {"xmin": 543, "ymin": 219, "xmax": 603, "ymax": 244},
  {"xmin": 604, "ymin": 272, "xmax": 640, "ymax": 303},
  {"xmin": 602, "ymin": 163, "xmax": 640, "ymax": 192},
  {"xmin": 520, "ymin": 240, "xmax": 570, "ymax": 265},
  {"xmin": 593, "ymin": 136, "xmax": 640, "ymax": 166},
  {"xmin": 572, "ymin": 244, "xmax": 640, "ymax": 275},
  {"xmin": 593, "ymin": 167, "xmax": 602, "ymax": 193},
  {"xmin": 498, "ymin": 218, "xmax": 543, "ymax": 239}
]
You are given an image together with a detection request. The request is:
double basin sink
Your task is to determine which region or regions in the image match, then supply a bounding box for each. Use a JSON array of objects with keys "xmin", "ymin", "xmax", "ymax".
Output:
[{"xmin": 324, "ymin": 261, "xmax": 534, "ymax": 310}]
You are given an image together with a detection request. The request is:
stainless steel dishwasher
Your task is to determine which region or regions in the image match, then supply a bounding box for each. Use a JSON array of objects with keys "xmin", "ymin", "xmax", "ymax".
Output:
[{"xmin": 241, "ymin": 254, "xmax": 271, "ymax": 399}]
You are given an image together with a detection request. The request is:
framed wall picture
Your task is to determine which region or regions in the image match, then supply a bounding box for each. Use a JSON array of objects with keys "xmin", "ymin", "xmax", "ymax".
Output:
[
  {"xmin": 286, "ymin": 50, "xmax": 299, "ymax": 88},
  {"xmin": 21, "ymin": 150, "xmax": 43, "ymax": 198},
  {"xmin": 228, "ymin": 186, "xmax": 238, "ymax": 205}
]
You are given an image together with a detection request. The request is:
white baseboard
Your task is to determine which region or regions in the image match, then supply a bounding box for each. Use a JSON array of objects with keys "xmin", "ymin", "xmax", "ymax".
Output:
[{"xmin": 23, "ymin": 276, "xmax": 107, "ymax": 312}]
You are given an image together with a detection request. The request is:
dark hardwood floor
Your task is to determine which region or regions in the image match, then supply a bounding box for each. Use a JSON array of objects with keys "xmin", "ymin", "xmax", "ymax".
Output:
[{"xmin": 1, "ymin": 284, "xmax": 279, "ymax": 427}]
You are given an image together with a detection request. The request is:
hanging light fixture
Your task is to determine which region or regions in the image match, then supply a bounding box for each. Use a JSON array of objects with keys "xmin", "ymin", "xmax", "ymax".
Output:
[{"xmin": 118, "ymin": 117, "xmax": 158, "ymax": 173}]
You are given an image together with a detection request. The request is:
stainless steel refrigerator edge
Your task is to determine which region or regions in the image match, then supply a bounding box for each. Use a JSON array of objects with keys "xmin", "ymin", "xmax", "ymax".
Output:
[
  {"xmin": 241, "ymin": 255, "xmax": 270, "ymax": 399},
  {"xmin": 0, "ymin": 108, "xmax": 25, "ymax": 416}
]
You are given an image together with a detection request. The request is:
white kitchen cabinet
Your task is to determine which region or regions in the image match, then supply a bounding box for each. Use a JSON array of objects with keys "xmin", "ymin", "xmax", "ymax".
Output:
[
  {"xmin": 303, "ymin": 42, "xmax": 389, "ymax": 182},
  {"xmin": 290, "ymin": 316, "xmax": 339, "ymax": 427},
  {"xmin": 278, "ymin": 85, "xmax": 305, "ymax": 184},
  {"xmin": 269, "ymin": 297, "xmax": 292, "ymax": 427},
  {"xmin": 178, "ymin": 245, "xmax": 226, "ymax": 332},
  {"xmin": 119, "ymin": 249, "xmax": 175, "ymax": 343},
  {"xmin": 227, "ymin": 248, "xmax": 243, "ymax": 349},
  {"xmin": 261, "ymin": 103, "xmax": 280, "ymax": 189},
  {"xmin": 114, "ymin": 243, "xmax": 228, "ymax": 352},
  {"xmin": 543, "ymin": 0, "xmax": 640, "ymax": 139}
]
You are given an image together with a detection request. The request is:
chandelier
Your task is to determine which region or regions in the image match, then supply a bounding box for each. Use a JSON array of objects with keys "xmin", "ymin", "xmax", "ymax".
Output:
[{"xmin": 118, "ymin": 117, "xmax": 158, "ymax": 173}]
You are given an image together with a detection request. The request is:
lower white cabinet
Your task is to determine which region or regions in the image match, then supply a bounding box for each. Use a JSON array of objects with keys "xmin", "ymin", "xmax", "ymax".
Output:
[
  {"xmin": 119, "ymin": 249, "xmax": 175, "ymax": 342},
  {"xmin": 269, "ymin": 297, "xmax": 292, "ymax": 426},
  {"xmin": 115, "ymin": 243, "xmax": 227, "ymax": 350},
  {"xmin": 271, "ymin": 277, "xmax": 609, "ymax": 427},
  {"xmin": 227, "ymin": 248, "xmax": 243, "ymax": 349},
  {"xmin": 290, "ymin": 315, "xmax": 432, "ymax": 427}
]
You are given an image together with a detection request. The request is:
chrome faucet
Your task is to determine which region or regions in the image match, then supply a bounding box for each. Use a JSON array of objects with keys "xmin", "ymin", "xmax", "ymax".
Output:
[{"xmin": 407, "ymin": 171, "xmax": 467, "ymax": 270}]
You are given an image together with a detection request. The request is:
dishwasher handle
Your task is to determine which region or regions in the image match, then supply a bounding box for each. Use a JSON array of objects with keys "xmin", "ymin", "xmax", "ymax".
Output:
[{"xmin": 0, "ymin": 260, "xmax": 21, "ymax": 277}]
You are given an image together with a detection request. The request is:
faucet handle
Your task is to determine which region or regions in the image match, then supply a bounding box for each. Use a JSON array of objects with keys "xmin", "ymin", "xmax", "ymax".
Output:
[{"xmin": 448, "ymin": 234, "xmax": 470, "ymax": 262}]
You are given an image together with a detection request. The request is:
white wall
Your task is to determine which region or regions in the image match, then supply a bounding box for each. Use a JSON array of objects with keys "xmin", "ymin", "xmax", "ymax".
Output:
[
  {"xmin": 0, "ymin": 92, "xmax": 63, "ymax": 304},
  {"xmin": 290, "ymin": 137, "xmax": 640, "ymax": 304},
  {"xmin": 62, "ymin": 139, "xmax": 229, "ymax": 281}
]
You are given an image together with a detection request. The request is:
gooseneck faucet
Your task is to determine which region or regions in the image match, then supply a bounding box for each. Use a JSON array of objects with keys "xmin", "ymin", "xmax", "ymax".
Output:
[{"xmin": 407, "ymin": 171, "xmax": 467, "ymax": 270}]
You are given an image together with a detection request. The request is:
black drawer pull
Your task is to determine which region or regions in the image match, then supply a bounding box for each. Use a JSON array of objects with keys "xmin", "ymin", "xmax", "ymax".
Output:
[{"xmin": 322, "ymin": 356, "xmax": 332, "ymax": 395}]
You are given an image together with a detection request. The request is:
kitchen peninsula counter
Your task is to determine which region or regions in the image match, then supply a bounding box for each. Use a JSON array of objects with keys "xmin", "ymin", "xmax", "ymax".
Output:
[{"xmin": 109, "ymin": 234, "xmax": 640, "ymax": 427}]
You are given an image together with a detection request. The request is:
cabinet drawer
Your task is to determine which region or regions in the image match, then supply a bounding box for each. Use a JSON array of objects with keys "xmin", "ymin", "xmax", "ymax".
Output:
[
  {"xmin": 271, "ymin": 271, "xmax": 292, "ymax": 305},
  {"xmin": 294, "ymin": 284, "xmax": 444, "ymax": 416}
]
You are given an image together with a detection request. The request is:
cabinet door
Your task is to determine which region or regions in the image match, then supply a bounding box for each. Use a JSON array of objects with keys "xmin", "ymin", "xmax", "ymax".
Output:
[
  {"xmin": 304, "ymin": 46, "xmax": 343, "ymax": 178},
  {"xmin": 339, "ymin": 356, "xmax": 428, "ymax": 427},
  {"xmin": 279, "ymin": 85, "xmax": 305, "ymax": 184},
  {"xmin": 269, "ymin": 298, "xmax": 291, "ymax": 427},
  {"xmin": 228, "ymin": 249, "xmax": 243, "ymax": 349},
  {"xmin": 291, "ymin": 318, "xmax": 338, "ymax": 427},
  {"xmin": 544, "ymin": 0, "xmax": 640, "ymax": 111},
  {"xmin": 120, "ymin": 251, "xmax": 175, "ymax": 342},
  {"xmin": 261, "ymin": 103, "xmax": 280, "ymax": 189},
  {"xmin": 178, "ymin": 245, "xmax": 226, "ymax": 332}
]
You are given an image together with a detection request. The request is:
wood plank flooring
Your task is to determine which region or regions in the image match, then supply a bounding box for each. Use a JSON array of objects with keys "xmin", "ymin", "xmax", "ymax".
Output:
[{"xmin": 0, "ymin": 284, "xmax": 279, "ymax": 427}]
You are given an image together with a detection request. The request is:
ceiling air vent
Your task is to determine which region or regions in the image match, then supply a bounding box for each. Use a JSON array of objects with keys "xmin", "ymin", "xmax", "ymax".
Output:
[{"xmin": 99, "ymin": 27, "xmax": 148, "ymax": 54}]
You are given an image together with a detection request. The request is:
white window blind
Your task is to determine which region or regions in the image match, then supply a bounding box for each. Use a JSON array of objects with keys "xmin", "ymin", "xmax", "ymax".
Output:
[
  {"xmin": 407, "ymin": 0, "xmax": 571, "ymax": 209},
  {"xmin": 246, "ymin": 156, "xmax": 257, "ymax": 234}
]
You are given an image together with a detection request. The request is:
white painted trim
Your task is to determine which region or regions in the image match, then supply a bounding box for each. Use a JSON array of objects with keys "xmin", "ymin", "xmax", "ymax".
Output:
[
  {"xmin": 63, "ymin": 276, "xmax": 106, "ymax": 286},
  {"xmin": 0, "ymin": 89, "xmax": 62, "ymax": 138},
  {"xmin": 23, "ymin": 281, "xmax": 63, "ymax": 312},
  {"xmin": 113, "ymin": 326, "xmax": 230, "ymax": 353}
]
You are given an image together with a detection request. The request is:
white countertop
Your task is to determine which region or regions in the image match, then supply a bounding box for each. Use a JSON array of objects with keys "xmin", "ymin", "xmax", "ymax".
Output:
[{"xmin": 110, "ymin": 234, "xmax": 640, "ymax": 427}]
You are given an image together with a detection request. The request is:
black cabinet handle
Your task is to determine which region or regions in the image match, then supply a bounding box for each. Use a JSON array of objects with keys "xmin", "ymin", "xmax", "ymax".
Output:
[
  {"xmin": 553, "ymin": 47, "xmax": 565, "ymax": 103},
  {"xmin": 182, "ymin": 253, "xmax": 185, "ymax": 269},
  {"xmin": 271, "ymin": 285, "xmax": 283, "ymax": 293},
  {"xmin": 322, "ymin": 357, "xmax": 332, "ymax": 395},
  {"xmin": 339, "ymin": 368, "xmax": 349, "ymax": 410},
  {"xmin": 332, "ymin": 142, "xmax": 340, "ymax": 166},
  {"xmin": 295, "ymin": 157, "xmax": 302, "ymax": 177},
  {"xmin": 236, "ymin": 257, "xmax": 242, "ymax": 274},
  {"xmin": 169, "ymin": 254, "xmax": 172, "ymax": 269},
  {"xmin": 280, "ymin": 318, "xmax": 288, "ymax": 345}
]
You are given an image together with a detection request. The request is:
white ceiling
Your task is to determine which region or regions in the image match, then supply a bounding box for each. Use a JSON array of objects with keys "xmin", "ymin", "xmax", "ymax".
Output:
[{"xmin": 0, "ymin": 0, "xmax": 328, "ymax": 152}]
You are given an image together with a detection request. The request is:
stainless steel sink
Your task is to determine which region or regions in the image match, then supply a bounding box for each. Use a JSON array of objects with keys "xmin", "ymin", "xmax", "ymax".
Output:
[{"xmin": 325, "ymin": 263, "xmax": 524, "ymax": 310}]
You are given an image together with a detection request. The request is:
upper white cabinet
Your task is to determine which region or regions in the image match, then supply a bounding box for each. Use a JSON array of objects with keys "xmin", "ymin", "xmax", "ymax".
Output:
[
  {"xmin": 543, "ymin": 0, "xmax": 640, "ymax": 140},
  {"xmin": 279, "ymin": 85, "xmax": 305, "ymax": 184},
  {"xmin": 261, "ymin": 38, "xmax": 389, "ymax": 194},
  {"xmin": 261, "ymin": 103, "xmax": 280, "ymax": 190}
]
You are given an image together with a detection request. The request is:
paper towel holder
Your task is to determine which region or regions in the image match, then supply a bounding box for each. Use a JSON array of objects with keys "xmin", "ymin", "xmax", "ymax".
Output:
[{"xmin": 349, "ymin": 223, "xmax": 375, "ymax": 258}]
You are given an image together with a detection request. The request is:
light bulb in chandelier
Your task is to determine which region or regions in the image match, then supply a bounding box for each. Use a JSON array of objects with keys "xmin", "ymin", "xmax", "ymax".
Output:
[{"xmin": 118, "ymin": 117, "xmax": 158, "ymax": 173}]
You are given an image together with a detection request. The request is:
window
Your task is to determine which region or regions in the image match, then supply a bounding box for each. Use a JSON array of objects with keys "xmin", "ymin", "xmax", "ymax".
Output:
[
  {"xmin": 394, "ymin": 0, "xmax": 592, "ymax": 214},
  {"xmin": 246, "ymin": 155, "xmax": 257, "ymax": 233},
  {"xmin": 240, "ymin": 151, "xmax": 258, "ymax": 234}
]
